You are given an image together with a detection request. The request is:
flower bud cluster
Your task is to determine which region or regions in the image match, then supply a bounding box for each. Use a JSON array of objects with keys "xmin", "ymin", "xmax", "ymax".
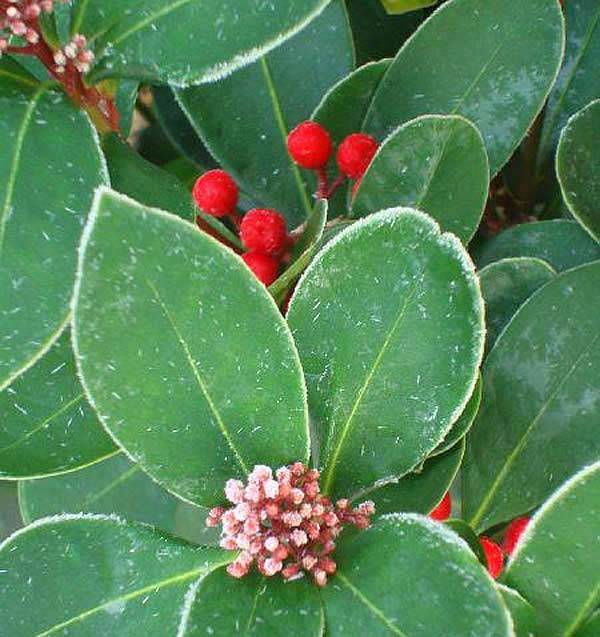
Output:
[
  {"xmin": 207, "ymin": 463, "xmax": 375, "ymax": 587},
  {"xmin": 52, "ymin": 33, "xmax": 94, "ymax": 74},
  {"xmin": 0, "ymin": 0, "xmax": 66, "ymax": 54}
]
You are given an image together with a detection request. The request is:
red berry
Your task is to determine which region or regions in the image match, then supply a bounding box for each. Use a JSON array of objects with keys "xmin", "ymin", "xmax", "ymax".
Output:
[
  {"xmin": 336, "ymin": 133, "xmax": 379, "ymax": 179},
  {"xmin": 429, "ymin": 492, "xmax": 452, "ymax": 521},
  {"xmin": 193, "ymin": 169, "xmax": 238, "ymax": 217},
  {"xmin": 242, "ymin": 252, "xmax": 280, "ymax": 286},
  {"xmin": 480, "ymin": 537, "xmax": 504, "ymax": 579},
  {"xmin": 287, "ymin": 121, "xmax": 332, "ymax": 169},
  {"xmin": 502, "ymin": 516, "xmax": 530, "ymax": 555},
  {"xmin": 240, "ymin": 208, "xmax": 288, "ymax": 255}
]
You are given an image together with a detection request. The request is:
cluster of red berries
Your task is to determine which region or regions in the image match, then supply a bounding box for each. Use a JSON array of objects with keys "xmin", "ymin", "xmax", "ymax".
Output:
[
  {"xmin": 193, "ymin": 170, "xmax": 289, "ymax": 286},
  {"xmin": 286, "ymin": 121, "xmax": 379, "ymax": 197},
  {"xmin": 206, "ymin": 463, "xmax": 375, "ymax": 587},
  {"xmin": 429, "ymin": 492, "xmax": 530, "ymax": 579}
]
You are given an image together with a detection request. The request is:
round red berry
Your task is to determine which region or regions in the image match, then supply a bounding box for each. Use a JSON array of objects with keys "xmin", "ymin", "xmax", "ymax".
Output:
[
  {"xmin": 429, "ymin": 492, "xmax": 452, "ymax": 522},
  {"xmin": 242, "ymin": 252, "xmax": 280, "ymax": 286},
  {"xmin": 193, "ymin": 169, "xmax": 238, "ymax": 217},
  {"xmin": 502, "ymin": 516, "xmax": 530, "ymax": 555},
  {"xmin": 287, "ymin": 121, "xmax": 332, "ymax": 169},
  {"xmin": 480, "ymin": 536, "xmax": 504, "ymax": 579},
  {"xmin": 240, "ymin": 208, "xmax": 288, "ymax": 255},
  {"xmin": 336, "ymin": 133, "xmax": 379, "ymax": 179}
]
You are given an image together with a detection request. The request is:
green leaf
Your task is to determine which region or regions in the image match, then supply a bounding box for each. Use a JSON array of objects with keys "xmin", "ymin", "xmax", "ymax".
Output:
[
  {"xmin": 269, "ymin": 199, "xmax": 328, "ymax": 302},
  {"xmin": 363, "ymin": 440, "xmax": 464, "ymax": 516},
  {"xmin": 18, "ymin": 453, "xmax": 218, "ymax": 546},
  {"xmin": 432, "ymin": 374, "xmax": 481, "ymax": 456},
  {"xmin": 113, "ymin": 79, "xmax": 138, "ymax": 137},
  {"xmin": 364, "ymin": 0, "xmax": 565, "ymax": 175},
  {"xmin": 74, "ymin": 0, "xmax": 335, "ymax": 86},
  {"xmin": 556, "ymin": 99, "xmax": 600, "ymax": 242},
  {"xmin": 73, "ymin": 188, "xmax": 309, "ymax": 507},
  {"xmin": 178, "ymin": 570, "xmax": 323, "ymax": 636},
  {"xmin": 496, "ymin": 584, "xmax": 538, "ymax": 637},
  {"xmin": 103, "ymin": 134, "xmax": 195, "ymax": 221},
  {"xmin": 503, "ymin": 461, "xmax": 600, "ymax": 637},
  {"xmin": 444, "ymin": 518, "xmax": 486, "ymax": 564},
  {"xmin": 576, "ymin": 610, "xmax": 600, "ymax": 637},
  {"xmin": 174, "ymin": 0, "xmax": 354, "ymax": 227},
  {"xmin": 474, "ymin": 220, "xmax": 600, "ymax": 273},
  {"xmin": 463, "ymin": 261, "xmax": 600, "ymax": 532},
  {"xmin": 0, "ymin": 514, "xmax": 231, "ymax": 636},
  {"xmin": 287, "ymin": 208, "xmax": 484, "ymax": 498},
  {"xmin": 352, "ymin": 114, "xmax": 489, "ymax": 243},
  {"xmin": 537, "ymin": 0, "xmax": 600, "ymax": 170},
  {"xmin": 381, "ymin": 0, "xmax": 438, "ymax": 15},
  {"xmin": 0, "ymin": 329, "xmax": 115, "ymax": 480},
  {"xmin": 0, "ymin": 74, "xmax": 107, "ymax": 391},
  {"xmin": 479, "ymin": 257, "xmax": 556, "ymax": 353},
  {"xmin": 322, "ymin": 514, "xmax": 512, "ymax": 636}
]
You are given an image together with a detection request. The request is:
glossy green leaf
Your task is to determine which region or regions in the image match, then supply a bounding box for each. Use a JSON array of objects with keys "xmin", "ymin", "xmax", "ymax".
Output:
[
  {"xmin": 479, "ymin": 257, "xmax": 556, "ymax": 352},
  {"xmin": 432, "ymin": 374, "xmax": 481, "ymax": 456},
  {"xmin": 288, "ymin": 208, "xmax": 484, "ymax": 498},
  {"xmin": 556, "ymin": 99, "xmax": 600, "ymax": 242},
  {"xmin": 0, "ymin": 73, "xmax": 107, "ymax": 391},
  {"xmin": 113, "ymin": 79, "xmax": 138, "ymax": 137},
  {"xmin": 352, "ymin": 114, "xmax": 489, "ymax": 243},
  {"xmin": 537, "ymin": 0, "xmax": 600, "ymax": 169},
  {"xmin": 363, "ymin": 439, "xmax": 464, "ymax": 516},
  {"xmin": 364, "ymin": 0, "xmax": 565, "ymax": 175},
  {"xmin": 463, "ymin": 262, "xmax": 600, "ymax": 532},
  {"xmin": 445, "ymin": 519, "xmax": 486, "ymax": 564},
  {"xmin": 496, "ymin": 584, "xmax": 538, "ymax": 637},
  {"xmin": 576, "ymin": 610, "xmax": 600, "ymax": 637},
  {"xmin": 18, "ymin": 454, "xmax": 218, "ymax": 546},
  {"xmin": 503, "ymin": 461, "xmax": 600, "ymax": 637},
  {"xmin": 73, "ymin": 0, "xmax": 334, "ymax": 86},
  {"xmin": 322, "ymin": 514, "xmax": 512, "ymax": 636},
  {"xmin": 474, "ymin": 220, "xmax": 600, "ymax": 273},
  {"xmin": 381, "ymin": 0, "xmax": 438, "ymax": 15},
  {"xmin": 73, "ymin": 188, "xmax": 309, "ymax": 507},
  {"xmin": 0, "ymin": 330, "xmax": 115, "ymax": 480},
  {"xmin": 175, "ymin": 1, "xmax": 354, "ymax": 227},
  {"xmin": 0, "ymin": 515, "xmax": 230, "ymax": 636},
  {"xmin": 270, "ymin": 199, "xmax": 328, "ymax": 302},
  {"xmin": 178, "ymin": 570, "xmax": 323, "ymax": 636}
]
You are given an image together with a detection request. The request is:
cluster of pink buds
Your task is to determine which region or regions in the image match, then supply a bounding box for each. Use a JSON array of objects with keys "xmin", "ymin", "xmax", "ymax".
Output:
[
  {"xmin": 206, "ymin": 463, "xmax": 375, "ymax": 587},
  {"xmin": 0, "ymin": 0, "xmax": 65, "ymax": 54},
  {"xmin": 53, "ymin": 34, "xmax": 94, "ymax": 74}
]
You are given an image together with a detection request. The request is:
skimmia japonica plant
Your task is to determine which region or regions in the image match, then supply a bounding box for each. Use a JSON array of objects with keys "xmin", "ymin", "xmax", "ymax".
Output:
[{"xmin": 0, "ymin": 0, "xmax": 599, "ymax": 635}]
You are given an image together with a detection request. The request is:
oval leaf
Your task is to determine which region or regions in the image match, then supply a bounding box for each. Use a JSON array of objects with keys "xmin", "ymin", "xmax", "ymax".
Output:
[
  {"xmin": 503, "ymin": 461, "xmax": 600, "ymax": 637},
  {"xmin": 479, "ymin": 257, "xmax": 556, "ymax": 352},
  {"xmin": 74, "ymin": 0, "xmax": 334, "ymax": 86},
  {"xmin": 19, "ymin": 454, "xmax": 218, "ymax": 546},
  {"xmin": 364, "ymin": 0, "xmax": 565, "ymax": 174},
  {"xmin": 178, "ymin": 570, "xmax": 323, "ymax": 636},
  {"xmin": 496, "ymin": 584, "xmax": 538, "ymax": 637},
  {"xmin": 73, "ymin": 188, "xmax": 309, "ymax": 507},
  {"xmin": 174, "ymin": 0, "xmax": 354, "ymax": 226},
  {"xmin": 474, "ymin": 220, "xmax": 600, "ymax": 273},
  {"xmin": 556, "ymin": 99, "xmax": 600, "ymax": 242},
  {"xmin": 0, "ymin": 73, "xmax": 107, "ymax": 390},
  {"xmin": 0, "ymin": 329, "xmax": 115, "ymax": 479},
  {"xmin": 352, "ymin": 114, "xmax": 489, "ymax": 243},
  {"xmin": 0, "ymin": 515, "xmax": 230, "ymax": 636},
  {"xmin": 463, "ymin": 261, "xmax": 600, "ymax": 531},
  {"xmin": 322, "ymin": 514, "xmax": 512, "ymax": 636},
  {"xmin": 287, "ymin": 208, "xmax": 484, "ymax": 497}
]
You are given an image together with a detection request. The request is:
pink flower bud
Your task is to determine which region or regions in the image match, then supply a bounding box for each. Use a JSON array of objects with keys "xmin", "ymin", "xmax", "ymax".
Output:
[
  {"xmin": 313, "ymin": 569, "xmax": 328, "ymax": 587},
  {"xmin": 263, "ymin": 558, "xmax": 283, "ymax": 576},
  {"xmin": 291, "ymin": 529, "xmax": 308, "ymax": 547},
  {"xmin": 264, "ymin": 536, "xmax": 279, "ymax": 552},
  {"xmin": 263, "ymin": 478, "xmax": 279, "ymax": 498}
]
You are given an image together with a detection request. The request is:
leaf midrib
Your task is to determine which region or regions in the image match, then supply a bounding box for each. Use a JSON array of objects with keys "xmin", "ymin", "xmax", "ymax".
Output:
[
  {"xmin": 146, "ymin": 279, "xmax": 249, "ymax": 475},
  {"xmin": 322, "ymin": 278, "xmax": 421, "ymax": 494},
  {"xmin": 470, "ymin": 330, "xmax": 600, "ymax": 528}
]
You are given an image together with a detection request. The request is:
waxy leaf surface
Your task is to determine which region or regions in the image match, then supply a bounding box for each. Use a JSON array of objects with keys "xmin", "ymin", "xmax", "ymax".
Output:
[
  {"xmin": 504, "ymin": 461, "xmax": 600, "ymax": 637},
  {"xmin": 73, "ymin": 188, "xmax": 309, "ymax": 506},
  {"xmin": 463, "ymin": 262, "xmax": 600, "ymax": 531},
  {"xmin": 0, "ymin": 72, "xmax": 106, "ymax": 390},
  {"xmin": 288, "ymin": 209, "xmax": 484, "ymax": 497},
  {"xmin": 322, "ymin": 514, "xmax": 512, "ymax": 636},
  {"xmin": 497, "ymin": 584, "xmax": 538, "ymax": 637},
  {"xmin": 364, "ymin": 0, "xmax": 565, "ymax": 174},
  {"xmin": 0, "ymin": 515, "xmax": 230, "ymax": 636}
]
